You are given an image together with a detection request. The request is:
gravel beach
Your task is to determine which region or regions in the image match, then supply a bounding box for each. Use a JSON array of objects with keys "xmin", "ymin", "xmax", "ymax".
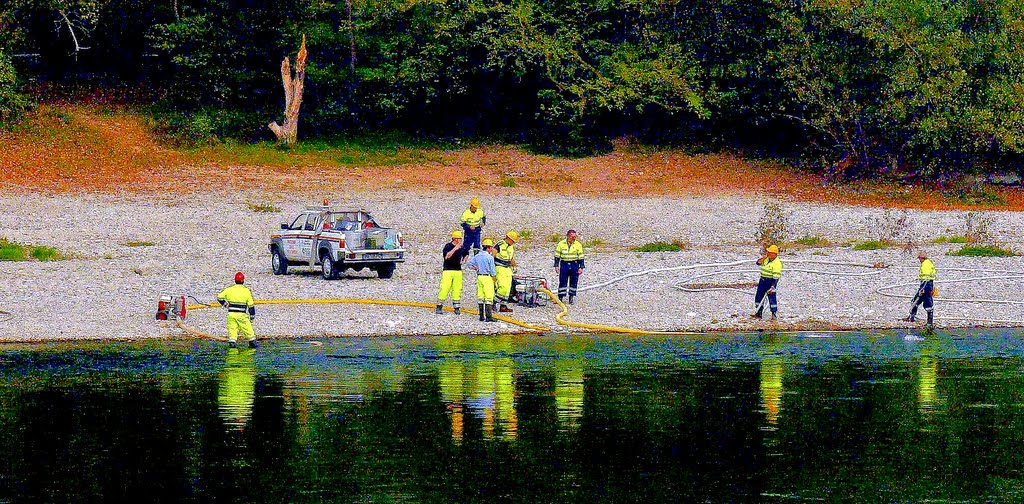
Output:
[{"xmin": 1, "ymin": 191, "xmax": 1023, "ymax": 341}]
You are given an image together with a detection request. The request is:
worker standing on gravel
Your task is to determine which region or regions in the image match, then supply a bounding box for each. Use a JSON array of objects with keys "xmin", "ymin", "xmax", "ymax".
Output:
[
  {"xmin": 753, "ymin": 245, "xmax": 782, "ymax": 320},
  {"xmin": 494, "ymin": 230, "xmax": 519, "ymax": 313},
  {"xmin": 466, "ymin": 238, "xmax": 497, "ymax": 322},
  {"xmin": 554, "ymin": 230, "xmax": 586, "ymax": 304},
  {"xmin": 437, "ymin": 230, "xmax": 468, "ymax": 315},
  {"xmin": 460, "ymin": 197, "xmax": 487, "ymax": 254},
  {"xmin": 905, "ymin": 250, "xmax": 936, "ymax": 327},
  {"xmin": 217, "ymin": 272, "xmax": 257, "ymax": 348}
]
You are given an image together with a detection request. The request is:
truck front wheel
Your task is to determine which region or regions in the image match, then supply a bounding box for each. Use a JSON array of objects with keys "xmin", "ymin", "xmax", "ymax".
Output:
[{"xmin": 272, "ymin": 249, "xmax": 288, "ymax": 275}]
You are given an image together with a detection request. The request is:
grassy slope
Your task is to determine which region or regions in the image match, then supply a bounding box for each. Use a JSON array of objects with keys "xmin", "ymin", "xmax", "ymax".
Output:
[{"xmin": 2, "ymin": 103, "xmax": 1022, "ymax": 210}]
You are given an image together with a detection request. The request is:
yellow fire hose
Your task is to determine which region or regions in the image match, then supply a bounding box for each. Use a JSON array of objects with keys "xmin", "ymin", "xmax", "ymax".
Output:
[{"xmin": 180, "ymin": 298, "xmax": 550, "ymax": 341}]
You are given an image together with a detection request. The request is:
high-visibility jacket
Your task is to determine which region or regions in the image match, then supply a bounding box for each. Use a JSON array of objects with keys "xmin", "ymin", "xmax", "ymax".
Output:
[
  {"xmin": 461, "ymin": 208, "xmax": 486, "ymax": 228},
  {"xmin": 919, "ymin": 259, "xmax": 936, "ymax": 281},
  {"xmin": 554, "ymin": 239, "xmax": 585, "ymax": 267},
  {"xmin": 218, "ymin": 284, "xmax": 256, "ymax": 316},
  {"xmin": 758, "ymin": 257, "xmax": 783, "ymax": 279},
  {"xmin": 495, "ymin": 240, "xmax": 515, "ymax": 268}
]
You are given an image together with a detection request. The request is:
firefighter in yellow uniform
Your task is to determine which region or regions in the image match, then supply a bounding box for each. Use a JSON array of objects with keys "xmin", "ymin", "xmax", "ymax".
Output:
[
  {"xmin": 465, "ymin": 238, "xmax": 498, "ymax": 322},
  {"xmin": 218, "ymin": 271, "xmax": 257, "ymax": 348},
  {"xmin": 554, "ymin": 230, "xmax": 586, "ymax": 304},
  {"xmin": 753, "ymin": 245, "xmax": 783, "ymax": 319},
  {"xmin": 906, "ymin": 250, "xmax": 936, "ymax": 327},
  {"xmin": 460, "ymin": 197, "xmax": 487, "ymax": 253},
  {"xmin": 437, "ymin": 230, "xmax": 468, "ymax": 315},
  {"xmin": 494, "ymin": 230, "xmax": 519, "ymax": 313}
]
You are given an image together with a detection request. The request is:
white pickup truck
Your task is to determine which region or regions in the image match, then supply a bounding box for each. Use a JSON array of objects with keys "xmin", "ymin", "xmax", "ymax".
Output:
[{"xmin": 269, "ymin": 207, "xmax": 406, "ymax": 279}]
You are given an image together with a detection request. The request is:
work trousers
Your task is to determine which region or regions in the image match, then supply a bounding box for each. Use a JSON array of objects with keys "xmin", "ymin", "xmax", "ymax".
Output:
[
  {"xmin": 226, "ymin": 312, "xmax": 256, "ymax": 343},
  {"xmin": 437, "ymin": 270, "xmax": 464, "ymax": 307},
  {"xmin": 495, "ymin": 266, "xmax": 514, "ymax": 304},
  {"xmin": 462, "ymin": 223, "xmax": 482, "ymax": 252},
  {"xmin": 558, "ymin": 261, "xmax": 581, "ymax": 300},
  {"xmin": 754, "ymin": 277, "xmax": 778, "ymax": 314},
  {"xmin": 477, "ymin": 275, "xmax": 496, "ymax": 304},
  {"xmin": 912, "ymin": 280, "xmax": 934, "ymax": 312}
]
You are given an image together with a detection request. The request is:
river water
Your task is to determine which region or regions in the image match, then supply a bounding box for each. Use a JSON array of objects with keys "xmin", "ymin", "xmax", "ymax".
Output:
[{"xmin": 0, "ymin": 330, "xmax": 1022, "ymax": 503}]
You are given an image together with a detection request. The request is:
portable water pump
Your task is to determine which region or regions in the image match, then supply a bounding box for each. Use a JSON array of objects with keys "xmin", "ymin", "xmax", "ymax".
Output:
[
  {"xmin": 514, "ymin": 276, "xmax": 548, "ymax": 308},
  {"xmin": 156, "ymin": 294, "xmax": 187, "ymax": 321}
]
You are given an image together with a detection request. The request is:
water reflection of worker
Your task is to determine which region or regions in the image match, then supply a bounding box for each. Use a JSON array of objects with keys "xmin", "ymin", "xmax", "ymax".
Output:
[
  {"xmin": 554, "ymin": 360, "xmax": 585, "ymax": 428},
  {"xmin": 760, "ymin": 356, "xmax": 784, "ymax": 428},
  {"xmin": 918, "ymin": 339, "xmax": 941, "ymax": 416},
  {"xmin": 468, "ymin": 357, "xmax": 518, "ymax": 440},
  {"xmin": 759, "ymin": 333, "xmax": 786, "ymax": 432},
  {"xmin": 439, "ymin": 360, "xmax": 466, "ymax": 443},
  {"xmin": 218, "ymin": 347, "xmax": 257, "ymax": 431}
]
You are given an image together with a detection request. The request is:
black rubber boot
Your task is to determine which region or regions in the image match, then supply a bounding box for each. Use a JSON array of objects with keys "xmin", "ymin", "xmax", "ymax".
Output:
[
  {"xmin": 771, "ymin": 311, "xmax": 777, "ymax": 321},
  {"xmin": 484, "ymin": 304, "xmax": 495, "ymax": 322},
  {"xmin": 926, "ymin": 310, "xmax": 933, "ymax": 326},
  {"xmin": 478, "ymin": 303, "xmax": 485, "ymax": 321},
  {"xmin": 248, "ymin": 340, "xmax": 258, "ymax": 349},
  {"xmin": 435, "ymin": 304, "xmax": 443, "ymax": 314},
  {"xmin": 752, "ymin": 306, "xmax": 764, "ymax": 319},
  {"xmin": 567, "ymin": 295, "xmax": 575, "ymax": 305},
  {"xmin": 454, "ymin": 304, "xmax": 461, "ymax": 315},
  {"xmin": 229, "ymin": 341, "xmax": 237, "ymax": 349}
]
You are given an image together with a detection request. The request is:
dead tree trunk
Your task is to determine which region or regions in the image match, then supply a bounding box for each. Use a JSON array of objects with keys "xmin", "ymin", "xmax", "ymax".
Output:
[{"xmin": 269, "ymin": 35, "xmax": 307, "ymax": 146}]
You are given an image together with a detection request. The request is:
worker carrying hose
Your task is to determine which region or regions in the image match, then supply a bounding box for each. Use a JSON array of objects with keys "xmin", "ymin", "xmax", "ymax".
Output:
[
  {"xmin": 494, "ymin": 230, "xmax": 519, "ymax": 313},
  {"xmin": 554, "ymin": 230, "xmax": 586, "ymax": 304},
  {"xmin": 437, "ymin": 230, "xmax": 469, "ymax": 315},
  {"xmin": 465, "ymin": 238, "xmax": 498, "ymax": 322},
  {"xmin": 460, "ymin": 197, "xmax": 486, "ymax": 254},
  {"xmin": 217, "ymin": 272, "xmax": 257, "ymax": 348},
  {"xmin": 905, "ymin": 250, "xmax": 936, "ymax": 326},
  {"xmin": 753, "ymin": 245, "xmax": 783, "ymax": 320}
]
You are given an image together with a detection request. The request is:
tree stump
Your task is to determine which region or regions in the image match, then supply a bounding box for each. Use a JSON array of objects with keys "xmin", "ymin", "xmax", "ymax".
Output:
[{"xmin": 269, "ymin": 36, "xmax": 307, "ymax": 146}]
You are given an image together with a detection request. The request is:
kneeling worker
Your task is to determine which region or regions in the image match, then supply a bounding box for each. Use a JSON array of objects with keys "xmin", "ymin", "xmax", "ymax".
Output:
[
  {"xmin": 437, "ymin": 230, "xmax": 468, "ymax": 314},
  {"xmin": 905, "ymin": 250, "xmax": 936, "ymax": 326},
  {"xmin": 494, "ymin": 230, "xmax": 519, "ymax": 313},
  {"xmin": 218, "ymin": 272, "xmax": 257, "ymax": 348},
  {"xmin": 466, "ymin": 238, "xmax": 498, "ymax": 322},
  {"xmin": 753, "ymin": 245, "xmax": 782, "ymax": 320}
]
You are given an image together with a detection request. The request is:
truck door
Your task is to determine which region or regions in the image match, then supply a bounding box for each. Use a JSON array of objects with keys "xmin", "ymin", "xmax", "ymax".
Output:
[
  {"xmin": 296, "ymin": 213, "xmax": 318, "ymax": 261},
  {"xmin": 282, "ymin": 214, "xmax": 309, "ymax": 260}
]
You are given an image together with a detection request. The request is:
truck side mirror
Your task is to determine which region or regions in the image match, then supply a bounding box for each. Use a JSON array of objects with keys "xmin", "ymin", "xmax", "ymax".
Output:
[{"xmin": 280, "ymin": 223, "xmax": 288, "ymax": 230}]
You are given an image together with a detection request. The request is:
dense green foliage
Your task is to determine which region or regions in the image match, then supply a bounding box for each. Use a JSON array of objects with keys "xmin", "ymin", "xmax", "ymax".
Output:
[{"xmin": 2, "ymin": 0, "xmax": 1023, "ymax": 173}]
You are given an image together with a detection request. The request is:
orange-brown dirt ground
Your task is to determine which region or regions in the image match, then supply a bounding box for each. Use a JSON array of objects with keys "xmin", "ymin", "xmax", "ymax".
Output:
[{"xmin": 3, "ymin": 104, "xmax": 1023, "ymax": 211}]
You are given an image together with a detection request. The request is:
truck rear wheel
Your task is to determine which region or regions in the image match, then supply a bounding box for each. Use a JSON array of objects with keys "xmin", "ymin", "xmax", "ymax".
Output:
[
  {"xmin": 321, "ymin": 254, "xmax": 339, "ymax": 280},
  {"xmin": 377, "ymin": 263, "xmax": 396, "ymax": 279},
  {"xmin": 272, "ymin": 249, "xmax": 288, "ymax": 275}
]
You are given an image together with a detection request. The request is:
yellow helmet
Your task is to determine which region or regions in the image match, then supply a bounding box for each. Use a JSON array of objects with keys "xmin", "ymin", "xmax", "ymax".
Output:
[
  {"xmin": 451, "ymin": 230, "xmax": 464, "ymax": 239},
  {"xmin": 470, "ymin": 197, "xmax": 481, "ymax": 208},
  {"xmin": 481, "ymin": 238, "xmax": 495, "ymax": 247},
  {"xmin": 505, "ymin": 230, "xmax": 520, "ymax": 242},
  {"xmin": 766, "ymin": 244, "xmax": 780, "ymax": 254}
]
